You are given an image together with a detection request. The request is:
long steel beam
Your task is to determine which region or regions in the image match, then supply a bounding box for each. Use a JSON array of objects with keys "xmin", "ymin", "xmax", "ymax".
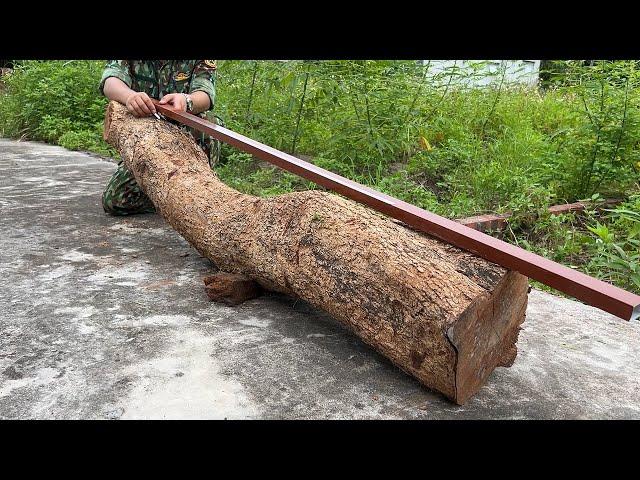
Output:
[{"xmin": 152, "ymin": 101, "xmax": 640, "ymax": 321}]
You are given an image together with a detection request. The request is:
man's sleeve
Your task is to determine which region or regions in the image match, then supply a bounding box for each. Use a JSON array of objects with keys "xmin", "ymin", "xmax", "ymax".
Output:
[
  {"xmin": 99, "ymin": 60, "xmax": 133, "ymax": 95},
  {"xmin": 190, "ymin": 60, "xmax": 217, "ymax": 111}
]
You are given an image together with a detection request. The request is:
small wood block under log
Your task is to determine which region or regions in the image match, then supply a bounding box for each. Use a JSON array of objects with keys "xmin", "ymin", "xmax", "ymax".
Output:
[{"xmin": 203, "ymin": 273, "xmax": 262, "ymax": 305}]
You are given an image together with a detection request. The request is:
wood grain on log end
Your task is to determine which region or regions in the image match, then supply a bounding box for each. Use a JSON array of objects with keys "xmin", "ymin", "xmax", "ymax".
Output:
[
  {"xmin": 203, "ymin": 273, "xmax": 262, "ymax": 305},
  {"xmin": 447, "ymin": 271, "xmax": 529, "ymax": 404}
]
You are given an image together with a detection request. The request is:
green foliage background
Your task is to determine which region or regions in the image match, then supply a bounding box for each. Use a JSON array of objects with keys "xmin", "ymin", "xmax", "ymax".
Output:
[
  {"xmin": 1, "ymin": 59, "xmax": 639, "ymax": 293},
  {"xmin": 0, "ymin": 60, "xmax": 114, "ymax": 156}
]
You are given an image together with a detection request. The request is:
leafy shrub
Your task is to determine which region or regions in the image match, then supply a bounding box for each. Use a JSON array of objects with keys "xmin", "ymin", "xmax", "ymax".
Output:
[
  {"xmin": 0, "ymin": 60, "xmax": 115, "ymax": 155},
  {"xmin": 583, "ymin": 195, "xmax": 640, "ymax": 291}
]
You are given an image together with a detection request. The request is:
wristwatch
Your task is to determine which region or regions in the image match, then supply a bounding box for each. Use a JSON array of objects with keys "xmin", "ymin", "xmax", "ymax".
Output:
[{"xmin": 182, "ymin": 93, "xmax": 194, "ymax": 113}]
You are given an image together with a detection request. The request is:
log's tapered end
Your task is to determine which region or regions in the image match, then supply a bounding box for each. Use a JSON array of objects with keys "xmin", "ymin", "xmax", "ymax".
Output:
[
  {"xmin": 103, "ymin": 102, "xmax": 113, "ymax": 142},
  {"xmin": 103, "ymin": 101, "xmax": 125, "ymax": 144}
]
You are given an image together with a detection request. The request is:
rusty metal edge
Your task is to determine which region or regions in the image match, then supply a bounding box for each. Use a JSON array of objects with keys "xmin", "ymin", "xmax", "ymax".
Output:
[{"xmin": 153, "ymin": 102, "xmax": 640, "ymax": 322}]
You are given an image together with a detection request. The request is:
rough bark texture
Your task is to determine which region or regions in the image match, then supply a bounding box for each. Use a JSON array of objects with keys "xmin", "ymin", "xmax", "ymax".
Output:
[
  {"xmin": 104, "ymin": 101, "xmax": 529, "ymax": 404},
  {"xmin": 203, "ymin": 273, "xmax": 262, "ymax": 305}
]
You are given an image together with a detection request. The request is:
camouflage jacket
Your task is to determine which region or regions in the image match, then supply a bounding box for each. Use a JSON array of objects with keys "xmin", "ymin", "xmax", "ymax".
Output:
[{"xmin": 99, "ymin": 60, "xmax": 219, "ymax": 161}]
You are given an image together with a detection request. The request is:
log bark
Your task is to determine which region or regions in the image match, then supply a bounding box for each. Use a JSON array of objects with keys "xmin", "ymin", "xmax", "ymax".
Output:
[{"xmin": 104, "ymin": 101, "xmax": 529, "ymax": 404}]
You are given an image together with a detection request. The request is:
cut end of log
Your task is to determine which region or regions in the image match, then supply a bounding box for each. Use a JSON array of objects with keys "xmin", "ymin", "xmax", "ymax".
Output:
[
  {"xmin": 447, "ymin": 271, "xmax": 529, "ymax": 405},
  {"xmin": 203, "ymin": 272, "xmax": 262, "ymax": 306}
]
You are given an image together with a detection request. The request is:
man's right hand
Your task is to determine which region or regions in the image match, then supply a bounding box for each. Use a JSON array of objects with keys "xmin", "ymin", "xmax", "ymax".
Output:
[{"xmin": 125, "ymin": 92, "xmax": 157, "ymax": 117}]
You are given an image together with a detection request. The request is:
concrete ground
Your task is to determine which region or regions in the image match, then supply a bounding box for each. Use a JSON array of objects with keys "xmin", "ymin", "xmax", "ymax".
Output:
[{"xmin": 1, "ymin": 138, "xmax": 640, "ymax": 420}]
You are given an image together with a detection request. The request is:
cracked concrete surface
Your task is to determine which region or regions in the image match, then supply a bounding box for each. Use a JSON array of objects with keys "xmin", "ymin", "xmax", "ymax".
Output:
[{"xmin": 1, "ymin": 138, "xmax": 640, "ymax": 419}]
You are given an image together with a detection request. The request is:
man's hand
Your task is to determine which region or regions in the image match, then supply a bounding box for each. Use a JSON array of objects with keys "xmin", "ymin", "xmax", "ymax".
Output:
[
  {"xmin": 125, "ymin": 92, "xmax": 157, "ymax": 117},
  {"xmin": 159, "ymin": 93, "xmax": 188, "ymax": 112}
]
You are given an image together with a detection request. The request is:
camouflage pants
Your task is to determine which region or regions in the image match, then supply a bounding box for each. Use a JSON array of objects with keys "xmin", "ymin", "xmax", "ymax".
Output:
[
  {"xmin": 102, "ymin": 136, "xmax": 222, "ymax": 216},
  {"xmin": 102, "ymin": 162, "xmax": 157, "ymax": 216}
]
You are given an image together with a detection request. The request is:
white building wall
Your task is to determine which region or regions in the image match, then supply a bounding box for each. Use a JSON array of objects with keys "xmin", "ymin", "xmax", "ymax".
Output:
[{"xmin": 424, "ymin": 60, "xmax": 541, "ymax": 88}]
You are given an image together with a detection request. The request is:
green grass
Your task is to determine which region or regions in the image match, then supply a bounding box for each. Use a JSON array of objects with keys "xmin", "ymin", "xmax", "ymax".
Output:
[{"xmin": 1, "ymin": 59, "xmax": 639, "ymax": 293}]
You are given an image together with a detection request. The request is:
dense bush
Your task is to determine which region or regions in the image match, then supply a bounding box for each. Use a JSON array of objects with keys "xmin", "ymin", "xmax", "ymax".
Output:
[
  {"xmin": 0, "ymin": 60, "xmax": 114, "ymax": 156},
  {"xmin": 1, "ymin": 59, "xmax": 639, "ymax": 292}
]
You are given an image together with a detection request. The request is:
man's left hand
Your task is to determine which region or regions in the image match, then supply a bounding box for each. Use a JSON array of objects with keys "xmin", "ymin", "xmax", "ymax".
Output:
[{"xmin": 159, "ymin": 93, "xmax": 187, "ymax": 111}]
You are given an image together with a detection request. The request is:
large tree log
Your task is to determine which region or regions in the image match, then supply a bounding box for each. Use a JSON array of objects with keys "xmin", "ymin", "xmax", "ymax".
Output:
[{"xmin": 104, "ymin": 101, "xmax": 529, "ymax": 404}]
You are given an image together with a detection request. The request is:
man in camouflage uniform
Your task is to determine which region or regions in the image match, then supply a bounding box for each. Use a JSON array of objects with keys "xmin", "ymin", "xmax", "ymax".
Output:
[{"xmin": 99, "ymin": 60, "xmax": 223, "ymax": 215}]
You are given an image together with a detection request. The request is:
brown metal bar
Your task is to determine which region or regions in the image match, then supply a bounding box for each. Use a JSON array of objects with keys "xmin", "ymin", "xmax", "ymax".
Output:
[{"xmin": 153, "ymin": 102, "xmax": 640, "ymax": 322}]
